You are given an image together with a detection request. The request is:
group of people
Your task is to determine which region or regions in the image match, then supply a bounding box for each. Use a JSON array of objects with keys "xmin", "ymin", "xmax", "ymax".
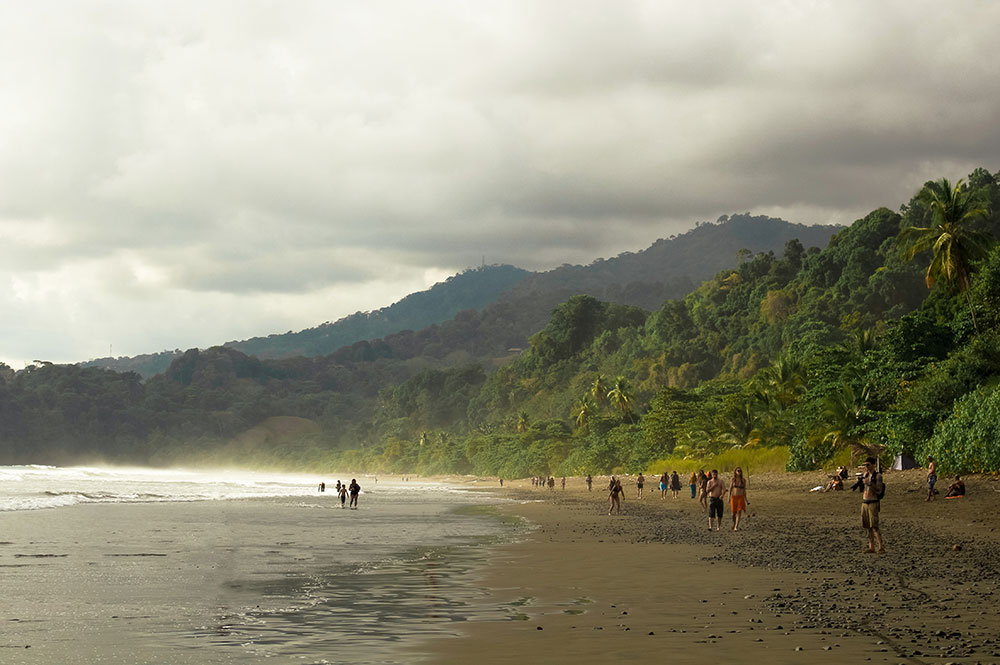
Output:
[
  {"xmin": 926, "ymin": 456, "xmax": 966, "ymax": 501},
  {"xmin": 531, "ymin": 476, "xmax": 566, "ymax": 490},
  {"xmin": 318, "ymin": 479, "xmax": 361, "ymax": 508}
]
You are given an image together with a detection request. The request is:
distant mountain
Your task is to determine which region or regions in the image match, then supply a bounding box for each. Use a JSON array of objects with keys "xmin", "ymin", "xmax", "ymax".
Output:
[
  {"xmin": 81, "ymin": 215, "xmax": 840, "ymax": 377},
  {"xmin": 225, "ymin": 264, "xmax": 531, "ymax": 359}
]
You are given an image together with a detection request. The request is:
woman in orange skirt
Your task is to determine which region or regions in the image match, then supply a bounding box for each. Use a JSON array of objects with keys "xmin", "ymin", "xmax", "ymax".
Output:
[{"xmin": 729, "ymin": 467, "xmax": 748, "ymax": 531}]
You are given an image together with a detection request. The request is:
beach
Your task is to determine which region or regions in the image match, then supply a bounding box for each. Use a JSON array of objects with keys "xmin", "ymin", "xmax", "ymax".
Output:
[
  {"xmin": 422, "ymin": 470, "xmax": 1000, "ymax": 664},
  {"xmin": 3, "ymin": 469, "xmax": 1000, "ymax": 664},
  {"xmin": 0, "ymin": 472, "xmax": 511, "ymax": 665}
]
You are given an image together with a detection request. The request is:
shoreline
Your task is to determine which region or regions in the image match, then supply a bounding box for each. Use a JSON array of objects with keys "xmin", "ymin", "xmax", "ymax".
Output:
[{"xmin": 421, "ymin": 470, "xmax": 1000, "ymax": 663}]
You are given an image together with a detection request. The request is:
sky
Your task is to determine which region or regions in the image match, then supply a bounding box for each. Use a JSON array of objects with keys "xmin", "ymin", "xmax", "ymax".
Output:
[{"xmin": 2, "ymin": 1, "xmax": 999, "ymax": 369}]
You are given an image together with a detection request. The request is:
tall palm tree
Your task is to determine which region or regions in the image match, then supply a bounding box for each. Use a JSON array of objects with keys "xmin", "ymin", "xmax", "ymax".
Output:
[
  {"xmin": 606, "ymin": 376, "xmax": 634, "ymax": 422},
  {"xmin": 901, "ymin": 177, "xmax": 992, "ymax": 330},
  {"xmin": 573, "ymin": 396, "xmax": 595, "ymax": 434},
  {"xmin": 590, "ymin": 375, "xmax": 610, "ymax": 409},
  {"xmin": 758, "ymin": 355, "xmax": 807, "ymax": 408}
]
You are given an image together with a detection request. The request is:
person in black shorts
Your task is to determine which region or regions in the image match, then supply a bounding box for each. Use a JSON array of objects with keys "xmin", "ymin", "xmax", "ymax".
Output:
[{"xmin": 705, "ymin": 469, "xmax": 727, "ymax": 531}]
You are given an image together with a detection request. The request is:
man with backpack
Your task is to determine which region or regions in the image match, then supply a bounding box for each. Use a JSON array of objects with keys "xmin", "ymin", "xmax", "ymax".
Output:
[{"xmin": 860, "ymin": 457, "xmax": 885, "ymax": 554}]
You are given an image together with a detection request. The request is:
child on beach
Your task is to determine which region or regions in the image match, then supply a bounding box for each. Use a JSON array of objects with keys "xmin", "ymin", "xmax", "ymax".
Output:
[{"xmin": 338, "ymin": 482, "xmax": 347, "ymax": 508}]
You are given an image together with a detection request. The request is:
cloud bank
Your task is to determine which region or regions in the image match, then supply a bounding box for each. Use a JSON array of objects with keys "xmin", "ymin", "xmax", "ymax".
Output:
[{"xmin": 1, "ymin": 1, "xmax": 998, "ymax": 366}]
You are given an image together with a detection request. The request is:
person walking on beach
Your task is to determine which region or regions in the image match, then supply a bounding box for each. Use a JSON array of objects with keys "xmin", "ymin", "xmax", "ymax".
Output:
[
  {"xmin": 636, "ymin": 473, "xmax": 645, "ymax": 498},
  {"xmin": 349, "ymin": 478, "xmax": 361, "ymax": 509},
  {"xmin": 860, "ymin": 457, "xmax": 885, "ymax": 553},
  {"xmin": 586, "ymin": 475, "xmax": 593, "ymax": 491},
  {"xmin": 548, "ymin": 476, "xmax": 555, "ymax": 491},
  {"xmin": 499, "ymin": 477, "xmax": 503, "ymax": 487},
  {"xmin": 729, "ymin": 467, "xmax": 748, "ymax": 531},
  {"xmin": 670, "ymin": 470, "xmax": 681, "ymax": 498},
  {"xmin": 338, "ymin": 482, "xmax": 347, "ymax": 508},
  {"xmin": 659, "ymin": 472, "xmax": 669, "ymax": 499},
  {"xmin": 698, "ymin": 470, "xmax": 709, "ymax": 511},
  {"xmin": 688, "ymin": 471, "xmax": 698, "ymax": 499},
  {"xmin": 608, "ymin": 478, "xmax": 624, "ymax": 515},
  {"xmin": 706, "ymin": 469, "xmax": 727, "ymax": 531},
  {"xmin": 926, "ymin": 456, "xmax": 937, "ymax": 501}
]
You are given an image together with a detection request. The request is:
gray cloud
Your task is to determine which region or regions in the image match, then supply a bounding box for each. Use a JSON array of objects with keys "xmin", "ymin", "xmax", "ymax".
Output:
[{"xmin": 1, "ymin": 0, "xmax": 999, "ymax": 366}]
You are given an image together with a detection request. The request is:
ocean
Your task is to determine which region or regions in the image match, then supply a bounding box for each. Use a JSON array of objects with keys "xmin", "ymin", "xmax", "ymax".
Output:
[{"xmin": 0, "ymin": 465, "xmax": 516, "ymax": 664}]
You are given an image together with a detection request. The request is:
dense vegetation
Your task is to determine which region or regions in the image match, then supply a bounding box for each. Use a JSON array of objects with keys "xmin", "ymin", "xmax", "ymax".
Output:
[{"xmin": 3, "ymin": 171, "xmax": 999, "ymax": 475}]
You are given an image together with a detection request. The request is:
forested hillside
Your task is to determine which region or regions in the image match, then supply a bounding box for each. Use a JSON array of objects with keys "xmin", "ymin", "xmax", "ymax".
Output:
[
  {"xmin": 4, "ymin": 170, "xmax": 999, "ymax": 476},
  {"xmin": 80, "ymin": 217, "xmax": 837, "ymax": 377}
]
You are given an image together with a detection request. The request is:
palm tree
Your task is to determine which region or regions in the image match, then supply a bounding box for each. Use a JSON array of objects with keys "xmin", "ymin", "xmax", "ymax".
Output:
[
  {"xmin": 516, "ymin": 411, "xmax": 530, "ymax": 433},
  {"xmin": 717, "ymin": 393, "xmax": 769, "ymax": 449},
  {"xmin": 590, "ymin": 375, "xmax": 610, "ymax": 409},
  {"xmin": 573, "ymin": 396, "xmax": 595, "ymax": 434},
  {"xmin": 758, "ymin": 355, "xmax": 807, "ymax": 408},
  {"xmin": 901, "ymin": 177, "xmax": 992, "ymax": 330},
  {"xmin": 818, "ymin": 383, "xmax": 872, "ymax": 463},
  {"xmin": 607, "ymin": 376, "xmax": 634, "ymax": 422}
]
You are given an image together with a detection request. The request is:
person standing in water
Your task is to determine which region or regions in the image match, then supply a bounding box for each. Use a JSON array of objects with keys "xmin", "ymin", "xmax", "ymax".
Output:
[
  {"xmin": 338, "ymin": 482, "xmax": 347, "ymax": 508},
  {"xmin": 349, "ymin": 478, "xmax": 361, "ymax": 509},
  {"xmin": 729, "ymin": 467, "xmax": 748, "ymax": 531}
]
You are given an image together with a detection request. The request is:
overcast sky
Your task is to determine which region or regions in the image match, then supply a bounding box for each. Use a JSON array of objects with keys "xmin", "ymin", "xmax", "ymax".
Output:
[{"xmin": 1, "ymin": 1, "xmax": 998, "ymax": 369}]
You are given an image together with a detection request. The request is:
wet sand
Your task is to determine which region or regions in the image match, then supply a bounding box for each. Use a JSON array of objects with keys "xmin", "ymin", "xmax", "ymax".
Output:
[{"xmin": 422, "ymin": 470, "xmax": 1000, "ymax": 664}]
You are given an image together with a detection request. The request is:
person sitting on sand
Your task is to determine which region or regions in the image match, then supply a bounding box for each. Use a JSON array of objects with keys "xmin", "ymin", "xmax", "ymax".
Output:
[
  {"xmin": 729, "ymin": 467, "xmax": 748, "ymax": 530},
  {"xmin": 636, "ymin": 473, "xmax": 645, "ymax": 498},
  {"xmin": 945, "ymin": 476, "xmax": 965, "ymax": 498},
  {"xmin": 706, "ymin": 469, "xmax": 727, "ymax": 531},
  {"xmin": 670, "ymin": 470, "xmax": 682, "ymax": 499},
  {"xmin": 608, "ymin": 478, "xmax": 625, "ymax": 515},
  {"xmin": 824, "ymin": 475, "xmax": 844, "ymax": 492},
  {"xmin": 838, "ymin": 465, "xmax": 849, "ymax": 479}
]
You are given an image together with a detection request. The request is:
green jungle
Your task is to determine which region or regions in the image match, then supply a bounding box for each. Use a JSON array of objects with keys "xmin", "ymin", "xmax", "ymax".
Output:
[{"xmin": 3, "ymin": 169, "xmax": 1000, "ymax": 477}]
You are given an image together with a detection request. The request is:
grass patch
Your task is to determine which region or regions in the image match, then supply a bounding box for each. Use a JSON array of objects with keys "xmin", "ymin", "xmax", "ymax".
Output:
[{"xmin": 644, "ymin": 446, "xmax": 790, "ymax": 476}]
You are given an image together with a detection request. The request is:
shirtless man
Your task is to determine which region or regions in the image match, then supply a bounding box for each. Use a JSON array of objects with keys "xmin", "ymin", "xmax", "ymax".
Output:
[
  {"xmin": 860, "ymin": 457, "xmax": 885, "ymax": 553},
  {"xmin": 926, "ymin": 455, "xmax": 937, "ymax": 501},
  {"xmin": 636, "ymin": 473, "xmax": 645, "ymax": 498},
  {"xmin": 706, "ymin": 469, "xmax": 727, "ymax": 531}
]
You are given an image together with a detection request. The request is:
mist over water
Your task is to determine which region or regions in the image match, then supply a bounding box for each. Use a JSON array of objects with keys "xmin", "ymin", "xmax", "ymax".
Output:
[{"xmin": 1, "ymin": 465, "xmax": 515, "ymax": 663}]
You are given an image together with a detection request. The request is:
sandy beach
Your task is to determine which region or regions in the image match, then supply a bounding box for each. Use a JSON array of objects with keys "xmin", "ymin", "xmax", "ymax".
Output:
[
  {"xmin": 3, "ymin": 470, "xmax": 999, "ymax": 664},
  {"xmin": 422, "ymin": 470, "xmax": 1000, "ymax": 664}
]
